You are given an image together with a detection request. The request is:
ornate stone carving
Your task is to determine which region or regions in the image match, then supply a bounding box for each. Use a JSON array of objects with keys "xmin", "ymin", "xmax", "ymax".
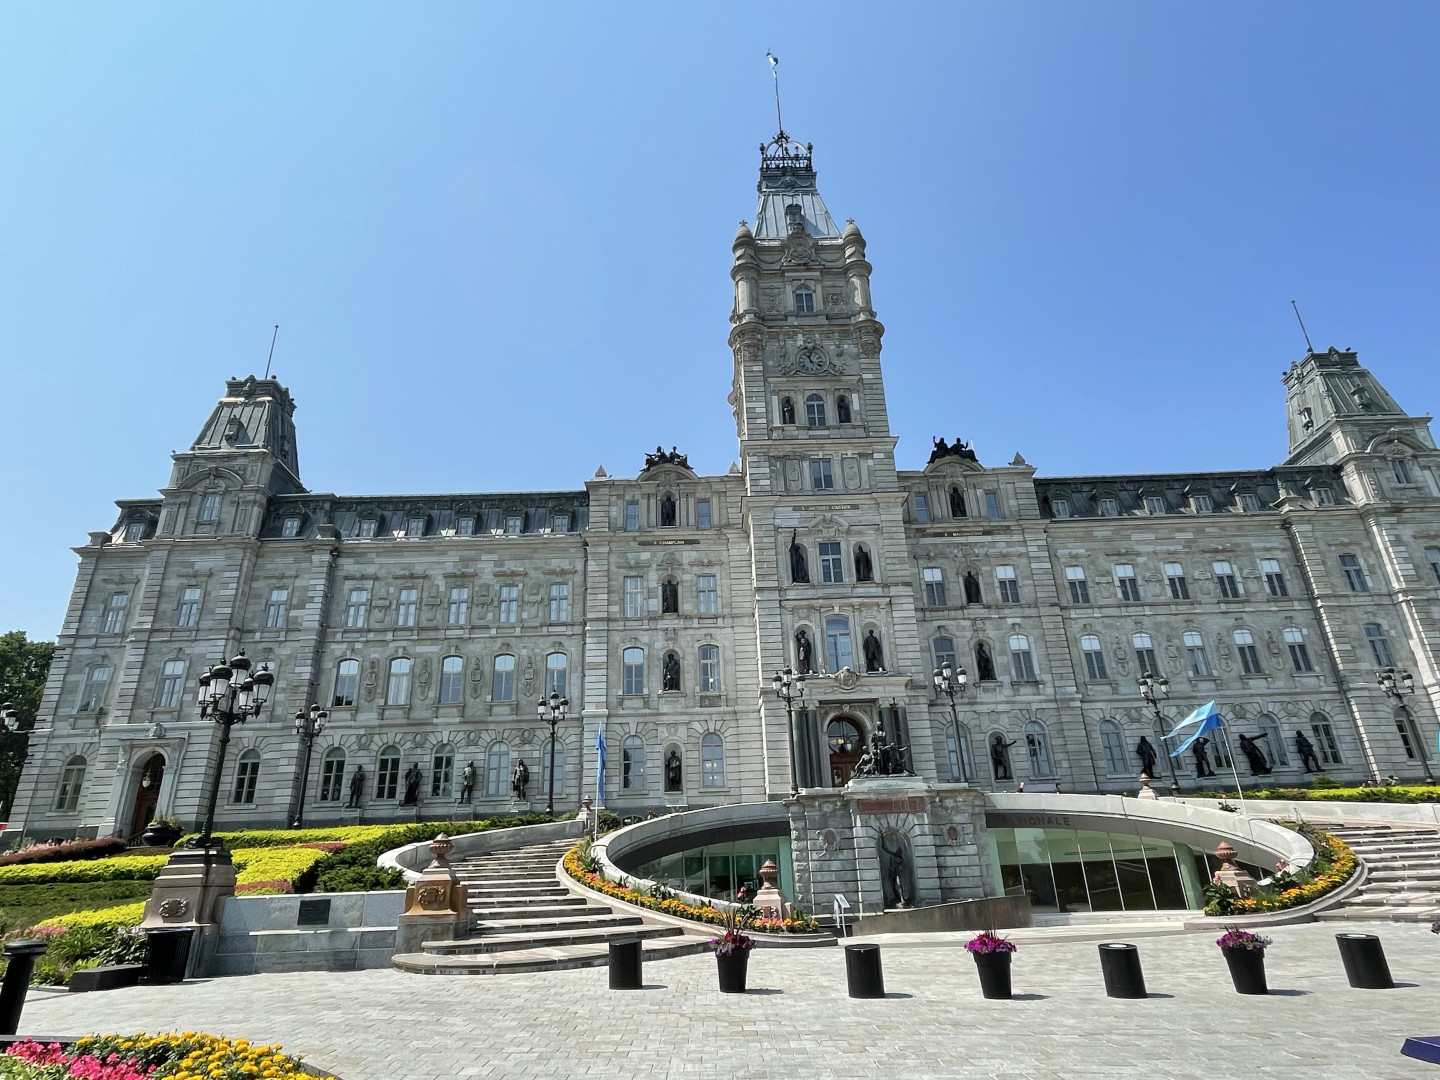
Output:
[{"xmin": 158, "ymin": 897, "xmax": 189, "ymax": 918}]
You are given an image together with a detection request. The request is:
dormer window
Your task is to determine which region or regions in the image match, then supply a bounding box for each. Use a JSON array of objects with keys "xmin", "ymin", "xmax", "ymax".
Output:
[
  {"xmin": 552, "ymin": 513, "xmax": 570, "ymax": 533},
  {"xmin": 123, "ymin": 522, "xmax": 145, "ymax": 543},
  {"xmin": 805, "ymin": 394, "xmax": 826, "ymax": 427},
  {"xmin": 198, "ymin": 494, "xmax": 220, "ymax": 523},
  {"xmin": 1393, "ymin": 459, "xmax": 1413, "ymax": 485},
  {"xmin": 1239, "ymin": 493, "xmax": 1261, "ymax": 512},
  {"xmin": 1099, "ymin": 498, "xmax": 1119, "ymax": 517},
  {"xmin": 456, "ymin": 516, "xmax": 476, "ymax": 536},
  {"xmin": 405, "ymin": 516, "xmax": 426, "ymax": 538},
  {"xmin": 281, "ymin": 517, "xmax": 302, "ymax": 538},
  {"xmin": 1051, "ymin": 498, "xmax": 1070, "ymax": 519},
  {"xmin": 794, "ymin": 284, "xmax": 815, "ymax": 313},
  {"xmin": 1144, "ymin": 496, "xmax": 1166, "ymax": 515},
  {"xmin": 505, "ymin": 514, "xmax": 524, "ymax": 535},
  {"xmin": 1190, "ymin": 494, "xmax": 1212, "ymax": 513},
  {"xmin": 1314, "ymin": 486, "xmax": 1336, "ymax": 506},
  {"xmin": 358, "ymin": 518, "xmax": 378, "ymax": 538},
  {"xmin": 1299, "ymin": 407, "xmax": 1314, "ymax": 431}
]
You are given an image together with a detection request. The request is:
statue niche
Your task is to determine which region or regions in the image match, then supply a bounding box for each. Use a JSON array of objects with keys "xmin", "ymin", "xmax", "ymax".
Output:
[
  {"xmin": 862, "ymin": 629, "xmax": 886, "ymax": 673},
  {"xmin": 963, "ymin": 571, "xmax": 982, "ymax": 605},
  {"xmin": 974, "ymin": 641, "xmax": 996, "ymax": 682},
  {"xmin": 795, "ymin": 628, "xmax": 814, "ymax": 674},
  {"xmin": 878, "ymin": 828, "xmax": 917, "ymax": 909},
  {"xmin": 661, "ymin": 578, "xmax": 679, "ymax": 614},
  {"xmin": 836, "ymin": 395, "xmax": 852, "ymax": 424},
  {"xmin": 789, "ymin": 531, "xmax": 810, "ymax": 584},
  {"xmin": 781, "ymin": 397, "xmax": 796, "ymax": 425},
  {"xmin": 662, "ymin": 651, "xmax": 682, "ymax": 692},
  {"xmin": 659, "ymin": 493, "xmax": 677, "ymax": 528},
  {"xmin": 664, "ymin": 748, "xmax": 683, "ymax": 792},
  {"xmin": 854, "ymin": 544, "xmax": 874, "ymax": 583},
  {"xmin": 950, "ymin": 486, "xmax": 966, "ymax": 518}
]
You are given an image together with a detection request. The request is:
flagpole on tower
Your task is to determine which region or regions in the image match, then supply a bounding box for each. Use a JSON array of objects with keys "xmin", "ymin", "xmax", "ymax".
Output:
[{"xmin": 766, "ymin": 51, "xmax": 784, "ymax": 136}]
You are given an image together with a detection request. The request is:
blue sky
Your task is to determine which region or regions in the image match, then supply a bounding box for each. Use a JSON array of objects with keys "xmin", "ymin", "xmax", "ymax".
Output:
[{"xmin": 3, "ymin": 3, "xmax": 1437, "ymax": 639}]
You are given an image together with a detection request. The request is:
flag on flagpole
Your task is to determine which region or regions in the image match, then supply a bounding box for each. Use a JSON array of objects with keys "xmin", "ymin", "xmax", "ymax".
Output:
[
  {"xmin": 766, "ymin": 51, "xmax": 779, "ymax": 72},
  {"xmin": 595, "ymin": 727, "xmax": 607, "ymax": 807},
  {"xmin": 1166, "ymin": 700, "xmax": 1223, "ymax": 757}
]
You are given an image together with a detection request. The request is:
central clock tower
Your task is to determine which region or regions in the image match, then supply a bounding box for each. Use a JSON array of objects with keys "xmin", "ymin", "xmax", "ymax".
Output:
[{"xmin": 729, "ymin": 132, "xmax": 936, "ymax": 796}]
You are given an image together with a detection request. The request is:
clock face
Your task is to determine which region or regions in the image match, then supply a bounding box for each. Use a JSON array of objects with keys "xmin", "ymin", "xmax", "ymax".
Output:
[{"xmin": 797, "ymin": 347, "xmax": 827, "ymax": 373}]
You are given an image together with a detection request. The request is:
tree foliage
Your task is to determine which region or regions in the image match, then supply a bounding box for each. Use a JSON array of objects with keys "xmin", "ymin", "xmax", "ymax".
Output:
[{"xmin": 0, "ymin": 631, "xmax": 57, "ymax": 820}]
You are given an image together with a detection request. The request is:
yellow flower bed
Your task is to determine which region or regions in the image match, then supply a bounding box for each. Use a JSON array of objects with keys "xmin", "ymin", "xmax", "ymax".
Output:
[
  {"xmin": 1205, "ymin": 829, "xmax": 1358, "ymax": 916},
  {"xmin": 0, "ymin": 854, "xmax": 168, "ymax": 886},
  {"xmin": 6, "ymin": 1031, "xmax": 315, "ymax": 1079},
  {"xmin": 33, "ymin": 900, "xmax": 147, "ymax": 932},
  {"xmin": 229, "ymin": 846, "xmax": 329, "ymax": 895}
]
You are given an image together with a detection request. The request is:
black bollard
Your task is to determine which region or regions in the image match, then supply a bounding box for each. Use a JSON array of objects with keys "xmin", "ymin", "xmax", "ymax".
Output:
[
  {"xmin": 1098, "ymin": 942, "xmax": 1147, "ymax": 999},
  {"xmin": 845, "ymin": 942, "xmax": 885, "ymax": 999},
  {"xmin": 0, "ymin": 940, "xmax": 49, "ymax": 1035},
  {"xmin": 608, "ymin": 938, "xmax": 643, "ymax": 990},
  {"xmin": 143, "ymin": 926, "xmax": 195, "ymax": 985},
  {"xmin": 1336, "ymin": 933, "xmax": 1394, "ymax": 989}
]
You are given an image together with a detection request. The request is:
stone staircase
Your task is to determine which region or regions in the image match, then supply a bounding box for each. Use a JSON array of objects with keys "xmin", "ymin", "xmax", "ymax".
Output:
[
  {"xmin": 1317, "ymin": 823, "xmax": 1440, "ymax": 923},
  {"xmin": 391, "ymin": 838, "xmax": 710, "ymax": 974}
]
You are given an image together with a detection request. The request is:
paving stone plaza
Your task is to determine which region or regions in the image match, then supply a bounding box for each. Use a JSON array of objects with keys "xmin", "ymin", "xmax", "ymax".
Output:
[{"xmin": 18, "ymin": 922, "xmax": 1440, "ymax": 1079}]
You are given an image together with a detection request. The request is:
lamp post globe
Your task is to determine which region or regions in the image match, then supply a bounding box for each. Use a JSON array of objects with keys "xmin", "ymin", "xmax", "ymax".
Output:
[
  {"xmin": 292, "ymin": 703, "xmax": 329, "ymax": 828},
  {"xmin": 538, "ymin": 693, "xmax": 570, "ymax": 817},
  {"xmin": 193, "ymin": 650, "xmax": 274, "ymax": 848}
]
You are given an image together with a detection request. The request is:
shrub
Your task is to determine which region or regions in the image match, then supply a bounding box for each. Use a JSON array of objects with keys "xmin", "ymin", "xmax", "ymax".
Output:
[
  {"xmin": 32, "ymin": 900, "xmax": 147, "ymax": 933},
  {"xmin": 1202, "ymin": 826, "xmax": 1357, "ymax": 916},
  {"xmin": 22, "ymin": 922, "xmax": 150, "ymax": 986},
  {"xmin": 0, "ymin": 855, "xmax": 167, "ymax": 887},
  {"xmin": 0, "ymin": 837, "xmax": 128, "ymax": 868},
  {"xmin": 0, "ymin": 882, "xmax": 151, "ymax": 934},
  {"xmin": 230, "ymin": 846, "xmax": 329, "ymax": 895},
  {"xmin": 187, "ymin": 815, "xmax": 560, "ymax": 851}
]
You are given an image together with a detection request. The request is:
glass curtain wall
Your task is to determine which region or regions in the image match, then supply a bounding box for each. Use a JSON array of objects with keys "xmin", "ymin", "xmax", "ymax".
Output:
[
  {"xmin": 632, "ymin": 838, "xmax": 794, "ymax": 902},
  {"xmin": 990, "ymin": 826, "xmax": 1207, "ymax": 911}
]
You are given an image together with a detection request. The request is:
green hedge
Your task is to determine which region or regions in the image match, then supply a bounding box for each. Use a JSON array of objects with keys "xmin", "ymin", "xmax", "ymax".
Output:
[
  {"xmin": 0, "ymin": 854, "xmax": 168, "ymax": 887},
  {"xmin": 0, "ymin": 882, "xmax": 153, "ymax": 935},
  {"xmin": 1192, "ymin": 785, "xmax": 1440, "ymax": 804}
]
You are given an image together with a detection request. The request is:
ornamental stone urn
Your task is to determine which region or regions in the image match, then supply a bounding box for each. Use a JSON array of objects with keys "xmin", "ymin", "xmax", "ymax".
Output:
[{"xmin": 1212, "ymin": 841, "xmax": 1258, "ymax": 898}]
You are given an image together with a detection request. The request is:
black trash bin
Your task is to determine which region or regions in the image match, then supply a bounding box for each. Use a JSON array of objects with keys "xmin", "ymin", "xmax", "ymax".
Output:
[
  {"xmin": 1098, "ymin": 942, "xmax": 1147, "ymax": 999},
  {"xmin": 608, "ymin": 938, "xmax": 643, "ymax": 990},
  {"xmin": 1336, "ymin": 933, "xmax": 1394, "ymax": 989},
  {"xmin": 845, "ymin": 943, "xmax": 885, "ymax": 999},
  {"xmin": 0, "ymin": 940, "xmax": 48, "ymax": 1035},
  {"xmin": 144, "ymin": 926, "xmax": 195, "ymax": 985}
]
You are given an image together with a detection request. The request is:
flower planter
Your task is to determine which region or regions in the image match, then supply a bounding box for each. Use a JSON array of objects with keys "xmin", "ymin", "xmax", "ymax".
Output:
[
  {"xmin": 140, "ymin": 824, "xmax": 181, "ymax": 848},
  {"xmin": 972, "ymin": 950, "xmax": 1013, "ymax": 999},
  {"xmin": 1222, "ymin": 946, "xmax": 1268, "ymax": 995},
  {"xmin": 716, "ymin": 949, "xmax": 750, "ymax": 993}
]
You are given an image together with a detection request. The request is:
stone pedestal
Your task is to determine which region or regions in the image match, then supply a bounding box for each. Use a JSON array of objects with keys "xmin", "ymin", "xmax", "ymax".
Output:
[
  {"xmin": 1212, "ymin": 840, "xmax": 1258, "ymax": 898},
  {"xmin": 752, "ymin": 858, "xmax": 792, "ymax": 921},
  {"xmin": 787, "ymin": 777, "xmax": 993, "ymax": 918},
  {"xmin": 1136, "ymin": 775, "xmax": 1159, "ymax": 800},
  {"xmin": 139, "ymin": 846, "xmax": 237, "ymax": 933},
  {"xmin": 394, "ymin": 834, "xmax": 470, "ymax": 955}
]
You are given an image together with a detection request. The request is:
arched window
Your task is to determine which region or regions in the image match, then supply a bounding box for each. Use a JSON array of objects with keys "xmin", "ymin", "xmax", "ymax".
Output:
[
  {"xmin": 1256, "ymin": 714, "xmax": 1287, "ymax": 767},
  {"xmin": 319, "ymin": 747, "xmax": 346, "ymax": 802},
  {"xmin": 542, "ymin": 739, "xmax": 565, "ymax": 797},
  {"xmin": 1080, "ymin": 635, "xmax": 1107, "ymax": 680},
  {"xmin": 431, "ymin": 743, "xmax": 456, "ymax": 797},
  {"xmin": 698, "ymin": 644, "xmax": 720, "ymax": 693},
  {"xmin": 780, "ymin": 397, "xmax": 795, "ymax": 425},
  {"xmin": 805, "ymin": 394, "xmax": 827, "ymax": 427},
  {"xmin": 622, "ymin": 735, "xmax": 646, "ymax": 790},
  {"xmin": 376, "ymin": 746, "xmax": 401, "ymax": 800},
  {"xmin": 1099, "ymin": 720, "xmax": 1127, "ymax": 776},
  {"xmin": 836, "ymin": 395, "xmax": 852, "ymax": 424},
  {"xmin": 546, "ymin": 652, "xmax": 568, "ymax": 698},
  {"xmin": 492, "ymin": 654, "xmax": 516, "ymax": 702},
  {"xmin": 794, "ymin": 284, "xmax": 815, "ymax": 313},
  {"xmin": 622, "ymin": 648, "xmax": 645, "ymax": 695},
  {"xmin": 944, "ymin": 723, "xmax": 974, "ymax": 782},
  {"xmin": 661, "ymin": 578, "xmax": 679, "ymax": 614},
  {"xmin": 1025, "ymin": 721, "xmax": 1053, "ymax": 777},
  {"xmin": 659, "ymin": 493, "xmax": 677, "ymax": 528},
  {"xmin": 701, "ymin": 732, "xmax": 726, "ymax": 787},
  {"xmin": 1009, "ymin": 634, "xmax": 1036, "ymax": 681},
  {"xmin": 386, "ymin": 658, "xmax": 411, "ymax": 706},
  {"xmin": 333, "ymin": 659, "xmax": 359, "ymax": 708},
  {"xmin": 232, "ymin": 749, "xmax": 260, "ymax": 805},
  {"xmin": 485, "ymin": 742, "xmax": 510, "ymax": 796},
  {"xmin": 1309, "ymin": 712, "xmax": 1342, "ymax": 766},
  {"xmin": 53, "ymin": 755, "xmax": 87, "ymax": 812},
  {"xmin": 438, "ymin": 656, "xmax": 464, "ymax": 704},
  {"xmin": 825, "ymin": 615, "xmax": 854, "ymax": 672}
]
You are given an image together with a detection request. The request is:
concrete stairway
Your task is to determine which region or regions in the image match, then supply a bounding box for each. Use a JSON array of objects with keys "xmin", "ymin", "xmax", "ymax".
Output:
[
  {"xmin": 391, "ymin": 838, "xmax": 710, "ymax": 974},
  {"xmin": 1317, "ymin": 823, "xmax": 1440, "ymax": 923}
]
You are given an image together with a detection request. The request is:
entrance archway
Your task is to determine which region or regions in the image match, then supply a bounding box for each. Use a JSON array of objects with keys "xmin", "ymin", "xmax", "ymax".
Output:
[
  {"xmin": 827, "ymin": 717, "xmax": 865, "ymax": 787},
  {"xmin": 128, "ymin": 753, "xmax": 165, "ymax": 839}
]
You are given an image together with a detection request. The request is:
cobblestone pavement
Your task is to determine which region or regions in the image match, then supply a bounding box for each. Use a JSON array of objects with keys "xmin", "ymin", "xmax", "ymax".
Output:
[{"xmin": 17, "ymin": 922, "xmax": 1440, "ymax": 1080}]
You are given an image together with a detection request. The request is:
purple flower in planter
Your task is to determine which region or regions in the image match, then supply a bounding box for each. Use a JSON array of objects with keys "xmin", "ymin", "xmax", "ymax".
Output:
[
  {"xmin": 1215, "ymin": 927, "xmax": 1272, "ymax": 951},
  {"xmin": 965, "ymin": 931, "xmax": 1017, "ymax": 954}
]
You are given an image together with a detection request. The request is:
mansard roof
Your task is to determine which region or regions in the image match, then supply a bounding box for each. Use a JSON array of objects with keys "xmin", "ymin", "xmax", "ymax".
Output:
[
  {"xmin": 258, "ymin": 490, "xmax": 588, "ymax": 540},
  {"xmin": 1033, "ymin": 464, "xmax": 1349, "ymax": 518},
  {"xmin": 753, "ymin": 133, "xmax": 841, "ymax": 240}
]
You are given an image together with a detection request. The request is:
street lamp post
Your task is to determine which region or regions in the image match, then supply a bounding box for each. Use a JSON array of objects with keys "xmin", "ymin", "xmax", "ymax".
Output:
[
  {"xmin": 537, "ymin": 692, "xmax": 570, "ymax": 817},
  {"xmin": 194, "ymin": 651, "xmax": 274, "ymax": 847},
  {"xmin": 1137, "ymin": 672, "xmax": 1181, "ymax": 796},
  {"xmin": 931, "ymin": 661, "xmax": 969, "ymax": 782},
  {"xmin": 292, "ymin": 703, "xmax": 329, "ymax": 828},
  {"xmin": 1377, "ymin": 666, "xmax": 1432, "ymax": 782},
  {"xmin": 771, "ymin": 668, "xmax": 806, "ymax": 797}
]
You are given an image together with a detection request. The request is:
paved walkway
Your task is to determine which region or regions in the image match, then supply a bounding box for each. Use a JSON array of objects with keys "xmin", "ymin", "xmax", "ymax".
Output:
[{"xmin": 17, "ymin": 923, "xmax": 1440, "ymax": 1080}]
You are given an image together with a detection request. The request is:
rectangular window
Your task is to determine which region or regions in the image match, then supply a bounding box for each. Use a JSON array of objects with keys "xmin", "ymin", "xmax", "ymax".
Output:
[
  {"xmin": 123, "ymin": 521, "xmax": 145, "ymax": 542},
  {"xmin": 344, "ymin": 588, "xmax": 369, "ymax": 628},
  {"xmin": 696, "ymin": 574, "xmax": 718, "ymax": 615},
  {"xmin": 1051, "ymin": 497, "xmax": 1070, "ymax": 518},
  {"xmin": 492, "ymin": 655, "xmax": 516, "ymax": 702},
  {"xmin": 155, "ymin": 659, "xmax": 185, "ymax": 709},
  {"xmin": 1213, "ymin": 561, "xmax": 1241, "ymax": 599},
  {"xmin": 1234, "ymin": 630, "xmax": 1262, "ymax": 675},
  {"xmin": 456, "ymin": 515, "xmax": 476, "ymax": 536},
  {"xmin": 1081, "ymin": 636, "xmax": 1108, "ymax": 680},
  {"xmin": 622, "ymin": 648, "xmax": 645, "ymax": 695},
  {"xmin": 505, "ymin": 514, "xmax": 523, "ymax": 535},
  {"xmin": 1366, "ymin": 624, "xmax": 1394, "ymax": 668},
  {"xmin": 175, "ymin": 587, "xmax": 201, "ymax": 628},
  {"xmin": 79, "ymin": 665, "xmax": 111, "ymax": 711},
  {"xmin": 1240, "ymin": 492, "xmax": 1261, "ymax": 512},
  {"xmin": 439, "ymin": 656, "xmax": 464, "ymax": 704},
  {"xmin": 431, "ymin": 750, "xmax": 455, "ymax": 797},
  {"xmin": 1191, "ymin": 494, "xmax": 1213, "ymax": 513},
  {"xmin": 1311, "ymin": 720, "xmax": 1341, "ymax": 765},
  {"xmin": 699, "ymin": 645, "xmax": 720, "ymax": 693},
  {"xmin": 1145, "ymin": 496, "xmax": 1166, "ymax": 515},
  {"xmin": 811, "ymin": 460, "xmax": 835, "ymax": 490},
  {"xmin": 995, "ymin": 565, "xmax": 1020, "ymax": 604},
  {"xmin": 281, "ymin": 516, "xmax": 301, "ymax": 538},
  {"xmin": 819, "ymin": 542, "xmax": 844, "ymax": 584},
  {"xmin": 551, "ymin": 513, "xmax": 569, "ymax": 533},
  {"xmin": 1132, "ymin": 632, "xmax": 1158, "ymax": 676},
  {"xmin": 546, "ymin": 653, "xmax": 567, "ymax": 698},
  {"xmin": 1427, "ymin": 547, "xmax": 1440, "ymax": 585},
  {"xmin": 1009, "ymin": 634, "xmax": 1036, "ymax": 681},
  {"xmin": 696, "ymin": 499, "xmax": 712, "ymax": 529},
  {"xmin": 913, "ymin": 494, "xmax": 930, "ymax": 523},
  {"xmin": 98, "ymin": 592, "xmax": 128, "ymax": 635},
  {"xmin": 623, "ymin": 576, "xmax": 644, "ymax": 618},
  {"xmin": 923, "ymin": 567, "xmax": 947, "ymax": 607},
  {"xmin": 984, "ymin": 491, "xmax": 1001, "ymax": 519},
  {"xmin": 404, "ymin": 516, "xmax": 424, "ymax": 538},
  {"xmin": 1314, "ymin": 486, "xmax": 1336, "ymax": 506},
  {"xmin": 447, "ymin": 586, "xmax": 469, "ymax": 625},
  {"xmin": 1393, "ymin": 459, "xmax": 1413, "ymax": 485},
  {"xmin": 198, "ymin": 494, "xmax": 220, "ymax": 523},
  {"xmin": 1115, "ymin": 564, "xmax": 1141, "ymax": 602},
  {"xmin": 625, "ymin": 501, "xmax": 639, "ymax": 531},
  {"xmin": 498, "ymin": 584, "xmax": 519, "ymax": 623},
  {"xmin": 933, "ymin": 636, "xmax": 956, "ymax": 672},
  {"xmin": 395, "ymin": 587, "xmax": 418, "ymax": 627},
  {"xmin": 1261, "ymin": 559, "xmax": 1288, "ymax": 597},
  {"xmin": 549, "ymin": 583, "xmax": 570, "ymax": 622},
  {"xmin": 1339, "ymin": 554, "xmax": 1368, "ymax": 592},
  {"xmin": 358, "ymin": 518, "xmax": 377, "ymax": 538},
  {"xmin": 1165, "ymin": 563, "xmax": 1190, "ymax": 600},
  {"xmin": 386, "ymin": 660, "xmax": 411, "ymax": 706},
  {"xmin": 1183, "ymin": 631, "xmax": 1212, "ymax": 676},
  {"xmin": 1284, "ymin": 628, "xmax": 1313, "ymax": 673},
  {"xmin": 264, "ymin": 588, "xmax": 289, "ymax": 628},
  {"xmin": 1065, "ymin": 566, "xmax": 1089, "ymax": 605},
  {"xmin": 333, "ymin": 660, "xmax": 359, "ymax": 707},
  {"xmin": 1099, "ymin": 498, "xmax": 1119, "ymax": 517},
  {"xmin": 825, "ymin": 616, "xmax": 854, "ymax": 672}
]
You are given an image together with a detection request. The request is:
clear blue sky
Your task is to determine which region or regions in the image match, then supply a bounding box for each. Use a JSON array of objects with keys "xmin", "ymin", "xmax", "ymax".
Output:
[{"xmin": 3, "ymin": 3, "xmax": 1437, "ymax": 640}]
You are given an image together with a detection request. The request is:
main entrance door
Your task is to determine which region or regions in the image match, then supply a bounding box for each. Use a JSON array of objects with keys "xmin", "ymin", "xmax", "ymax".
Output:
[
  {"xmin": 128, "ymin": 754, "xmax": 165, "ymax": 839},
  {"xmin": 827, "ymin": 717, "xmax": 865, "ymax": 787}
]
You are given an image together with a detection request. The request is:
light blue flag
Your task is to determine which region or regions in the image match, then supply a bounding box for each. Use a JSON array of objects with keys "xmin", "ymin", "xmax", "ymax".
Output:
[
  {"xmin": 595, "ymin": 728, "xmax": 607, "ymax": 807},
  {"xmin": 1167, "ymin": 700, "xmax": 1223, "ymax": 757}
]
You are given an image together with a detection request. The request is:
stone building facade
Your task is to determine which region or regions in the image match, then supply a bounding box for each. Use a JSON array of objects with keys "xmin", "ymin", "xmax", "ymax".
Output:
[{"xmin": 12, "ymin": 131, "xmax": 1440, "ymax": 840}]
